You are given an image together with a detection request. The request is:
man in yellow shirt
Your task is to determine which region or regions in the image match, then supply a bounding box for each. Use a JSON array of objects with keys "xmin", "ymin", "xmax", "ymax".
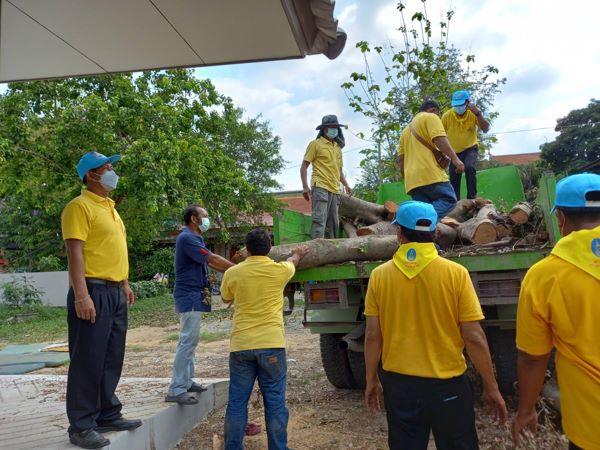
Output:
[
  {"xmin": 399, "ymin": 101, "xmax": 465, "ymax": 219},
  {"xmin": 61, "ymin": 152, "xmax": 140, "ymax": 449},
  {"xmin": 441, "ymin": 90, "xmax": 490, "ymax": 200},
  {"xmin": 513, "ymin": 173, "xmax": 600, "ymax": 450},
  {"xmin": 220, "ymin": 229, "xmax": 308, "ymax": 450},
  {"xmin": 300, "ymin": 115, "xmax": 352, "ymax": 239},
  {"xmin": 364, "ymin": 201, "xmax": 507, "ymax": 449}
]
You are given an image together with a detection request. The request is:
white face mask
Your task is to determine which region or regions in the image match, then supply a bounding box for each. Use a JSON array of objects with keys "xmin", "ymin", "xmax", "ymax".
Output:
[
  {"xmin": 199, "ymin": 217, "xmax": 210, "ymax": 233},
  {"xmin": 99, "ymin": 170, "xmax": 119, "ymax": 191}
]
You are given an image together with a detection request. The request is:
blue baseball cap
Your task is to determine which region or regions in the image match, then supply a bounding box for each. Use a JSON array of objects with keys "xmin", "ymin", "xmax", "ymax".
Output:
[
  {"xmin": 552, "ymin": 172, "xmax": 600, "ymax": 212},
  {"xmin": 76, "ymin": 151, "xmax": 120, "ymax": 180},
  {"xmin": 392, "ymin": 201, "xmax": 438, "ymax": 231},
  {"xmin": 451, "ymin": 90, "xmax": 470, "ymax": 106}
]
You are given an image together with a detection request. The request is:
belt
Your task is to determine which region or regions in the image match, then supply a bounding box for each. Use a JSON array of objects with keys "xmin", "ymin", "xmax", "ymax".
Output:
[{"xmin": 86, "ymin": 278, "xmax": 125, "ymax": 288}]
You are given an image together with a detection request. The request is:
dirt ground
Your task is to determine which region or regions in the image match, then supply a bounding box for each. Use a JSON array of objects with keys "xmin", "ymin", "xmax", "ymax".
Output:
[{"xmin": 39, "ymin": 306, "xmax": 567, "ymax": 449}]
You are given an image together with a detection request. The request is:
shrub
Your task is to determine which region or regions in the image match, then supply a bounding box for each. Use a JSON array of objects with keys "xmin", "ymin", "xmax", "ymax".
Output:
[
  {"xmin": 129, "ymin": 280, "xmax": 169, "ymax": 300},
  {"xmin": 33, "ymin": 255, "xmax": 66, "ymax": 272},
  {"xmin": 1, "ymin": 276, "xmax": 44, "ymax": 308},
  {"xmin": 130, "ymin": 247, "xmax": 175, "ymax": 282}
]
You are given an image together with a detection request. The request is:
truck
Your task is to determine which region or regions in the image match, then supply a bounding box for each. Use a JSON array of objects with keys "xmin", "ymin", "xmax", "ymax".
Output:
[{"xmin": 275, "ymin": 165, "xmax": 560, "ymax": 394}]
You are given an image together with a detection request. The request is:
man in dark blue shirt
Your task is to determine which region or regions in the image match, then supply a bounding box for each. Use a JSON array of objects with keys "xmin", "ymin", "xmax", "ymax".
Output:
[{"xmin": 165, "ymin": 205, "xmax": 234, "ymax": 405}]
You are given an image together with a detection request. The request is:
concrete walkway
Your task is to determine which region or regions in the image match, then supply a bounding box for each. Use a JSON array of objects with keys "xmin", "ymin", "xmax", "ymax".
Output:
[{"xmin": 0, "ymin": 375, "xmax": 229, "ymax": 450}]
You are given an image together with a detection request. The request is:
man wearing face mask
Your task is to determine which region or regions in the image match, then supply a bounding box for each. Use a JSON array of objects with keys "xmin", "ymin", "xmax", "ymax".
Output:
[
  {"xmin": 442, "ymin": 90, "xmax": 490, "ymax": 200},
  {"xmin": 300, "ymin": 115, "xmax": 352, "ymax": 239},
  {"xmin": 165, "ymin": 204, "xmax": 234, "ymax": 405},
  {"xmin": 61, "ymin": 151, "xmax": 140, "ymax": 449},
  {"xmin": 513, "ymin": 173, "xmax": 600, "ymax": 450}
]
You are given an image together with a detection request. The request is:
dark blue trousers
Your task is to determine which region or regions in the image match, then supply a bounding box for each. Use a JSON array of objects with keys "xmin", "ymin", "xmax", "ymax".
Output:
[
  {"xmin": 66, "ymin": 283, "xmax": 127, "ymax": 433},
  {"xmin": 450, "ymin": 145, "xmax": 478, "ymax": 200}
]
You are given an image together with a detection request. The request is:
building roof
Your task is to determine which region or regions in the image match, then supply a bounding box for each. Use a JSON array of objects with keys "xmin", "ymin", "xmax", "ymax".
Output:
[
  {"xmin": 490, "ymin": 152, "xmax": 541, "ymax": 165},
  {"xmin": 0, "ymin": 0, "xmax": 346, "ymax": 83}
]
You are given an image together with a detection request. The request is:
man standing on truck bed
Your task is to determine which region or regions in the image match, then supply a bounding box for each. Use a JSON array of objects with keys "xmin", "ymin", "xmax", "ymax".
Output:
[
  {"xmin": 399, "ymin": 100, "xmax": 465, "ymax": 220},
  {"xmin": 300, "ymin": 114, "xmax": 352, "ymax": 239},
  {"xmin": 513, "ymin": 173, "xmax": 600, "ymax": 450},
  {"xmin": 441, "ymin": 90, "xmax": 490, "ymax": 200},
  {"xmin": 364, "ymin": 200, "xmax": 507, "ymax": 449}
]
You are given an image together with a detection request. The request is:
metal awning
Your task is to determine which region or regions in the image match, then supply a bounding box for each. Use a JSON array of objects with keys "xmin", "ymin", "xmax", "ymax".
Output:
[{"xmin": 0, "ymin": 0, "xmax": 346, "ymax": 83}]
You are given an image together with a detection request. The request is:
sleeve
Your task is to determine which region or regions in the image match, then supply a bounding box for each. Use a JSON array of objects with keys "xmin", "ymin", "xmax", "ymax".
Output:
[
  {"xmin": 279, "ymin": 261, "xmax": 296, "ymax": 282},
  {"xmin": 364, "ymin": 270, "xmax": 380, "ymax": 317},
  {"xmin": 441, "ymin": 111, "xmax": 450, "ymax": 129},
  {"xmin": 61, "ymin": 201, "xmax": 90, "ymax": 241},
  {"xmin": 182, "ymin": 235, "xmax": 212, "ymax": 264},
  {"xmin": 303, "ymin": 140, "xmax": 317, "ymax": 162},
  {"xmin": 516, "ymin": 268, "xmax": 553, "ymax": 355},
  {"xmin": 398, "ymin": 128, "xmax": 407, "ymax": 155},
  {"xmin": 425, "ymin": 113, "xmax": 447, "ymax": 140},
  {"xmin": 220, "ymin": 269, "xmax": 234, "ymax": 301},
  {"xmin": 457, "ymin": 267, "xmax": 485, "ymax": 322}
]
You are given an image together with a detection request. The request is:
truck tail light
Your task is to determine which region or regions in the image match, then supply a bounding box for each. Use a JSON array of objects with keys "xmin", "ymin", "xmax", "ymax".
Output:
[{"xmin": 310, "ymin": 288, "xmax": 340, "ymax": 304}]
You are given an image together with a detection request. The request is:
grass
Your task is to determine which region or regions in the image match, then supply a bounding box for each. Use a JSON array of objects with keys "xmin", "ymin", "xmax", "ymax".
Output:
[
  {"xmin": 162, "ymin": 332, "xmax": 180, "ymax": 341},
  {"xmin": 200, "ymin": 330, "xmax": 229, "ymax": 342}
]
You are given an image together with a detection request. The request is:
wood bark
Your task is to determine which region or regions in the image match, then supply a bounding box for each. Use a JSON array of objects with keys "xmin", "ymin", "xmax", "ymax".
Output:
[
  {"xmin": 356, "ymin": 221, "xmax": 397, "ymax": 237},
  {"xmin": 436, "ymin": 223, "xmax": 458, "ymax": 248},
  {"xmin": 341, "ymin": 219, "xmax": 358, "ymax": 238},
  {"xmin": 233, "ymin": 235, "xmax": 399, "ymax": 269},
  {"xmin": 509, "ymin": 202, "xmax": 533, "ymax": 224},
  {"xmin": 475, "ymin": 203, "xmax": 513, "ymax": 238},
  {"xmin": 339, "ymin": 194, "xmax": 386, "ymax": 224},
  {"xmin": 445, "ymin": 199, "xmax": 479, "ymax": 221},
  {"xmin": 458, "ymin": 217, "xmax": 497, "ymax": 244},
  {"xmin": 383, "ymin": 200, "xmax": 398, "ymax": 220}
]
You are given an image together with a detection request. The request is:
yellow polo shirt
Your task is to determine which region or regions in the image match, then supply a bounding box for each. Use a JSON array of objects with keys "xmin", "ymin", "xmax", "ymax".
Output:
[
  {"xmin": 303, "ymin": 136, "xmax": 343, "ymax": 193},
  {"xmin": 220, "ymin": 256, "xmax": 295, "ymax": 352},
  {"xmin": 61, "ymin": 189, "xmax": 129, "ymax": 281},
  {"xmin": 516, "ymin": 226, "xmax": 600, "ymax": 450},
  {"xmin": 365, "ymin": 253, "xmax": 483, "ymax": 378},
  {"xmin": 398, "ymin": 112, "xmax": 449, "ymax": 193},
  {"xmin": 441, "ymin": 109, "xmax": 479, "ymax": 152}
]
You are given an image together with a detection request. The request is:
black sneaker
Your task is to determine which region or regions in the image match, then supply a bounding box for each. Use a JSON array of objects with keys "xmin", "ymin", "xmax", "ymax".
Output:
[
  {"xmin": 96, "ymin": 417, "xmax": 142, "ymax": 433},
  {"xmin": 187, "ymin": 382, "xmax": 208, "ymax": 393},
  {"xmin": 69, "ymin": 429, "xmax": 110, "ymax": 449}
]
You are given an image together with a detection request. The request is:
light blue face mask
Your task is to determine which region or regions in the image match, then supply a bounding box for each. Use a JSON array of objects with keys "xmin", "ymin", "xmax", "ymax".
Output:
[
  {"xmin": 99, "ymin": 170, "xmax": 119, "ymax": 191},
  {"xmin": 454, "ymin": 105, "xmax": 467, "ymax": 115},
  {"xmin": 326, "ymin": 128, "xmax": 339, "ymax": 139},
  {"xmin": 199, "ymin": 217, "xmax": 210, "ymax": 233}
]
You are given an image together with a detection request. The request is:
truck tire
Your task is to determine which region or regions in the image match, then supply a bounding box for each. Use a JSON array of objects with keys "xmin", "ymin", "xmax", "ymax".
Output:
[
  {"xmin": 347, "ymin": 350, "xmax": 366, "ymax": 389},
  {"xmin": 486, "ymin": 327, "xmax": 517, "ymax": 396},
  {"xmin": 319, "ymin": 334, "xmax": 356, "ymax": 389}
]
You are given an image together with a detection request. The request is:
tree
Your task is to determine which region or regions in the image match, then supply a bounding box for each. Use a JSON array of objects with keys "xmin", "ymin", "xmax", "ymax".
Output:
[
  {"xmin": 342, "ymin": 1, "xmax": 505, "ymax": 200},
  {"xmin": 0, "ymin": 70, "xmax": 284, "ymax": 269},
  {"xmin": 540, "ymin": 99, "xmax": 600, "ymax": 173}
]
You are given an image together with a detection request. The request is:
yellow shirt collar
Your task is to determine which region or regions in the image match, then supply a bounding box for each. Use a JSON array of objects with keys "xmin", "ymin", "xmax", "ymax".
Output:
[
  {"xmin": 392, "ymin": 242, "xmax": 439, "ymax": 279},
  {"xmin": 551, "ymin": 226, "xmax": 600, "ymax": 281},
  {"xmin": 81, "ymin": 188, "xmax": 115, "ymax": 205}
]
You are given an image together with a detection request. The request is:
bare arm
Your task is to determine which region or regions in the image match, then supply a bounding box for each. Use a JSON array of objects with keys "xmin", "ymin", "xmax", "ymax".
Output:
[
  {"xmin": 398, "ymin": 155, "xmax": 405, "ymax": 177},
  {"xmin": 339, "ymin": 169, "xmax": 352, "ymax": 196},
  {"xmin": 433, "ymin": 136, "xmax": 464, "ymax": 173},
  {"xmin": 512, "ymin": 350, "xmax": 551, "ymax": 445},
  {"xmin": 286, "ymin": 244, "xmax": 309, "ymax": 267},
  {"xmin": 460, "ymin": 321, "xmax": 508, "ymax": 423},
  {"xmin": 364, "ymin": 316, "xmax": 384, "ymax": 413},
  {"xmin": 300, "ymin": 160, "xmax": 311, "ymax": 201},
  {"xmin": 208, "ymin": 253, "xmax": 235, "ymax": 273},
  {"xmin": 468, "ymin": 103, "xmax": 490, "ymax": 133},
  {"xmin": 65, "ymin": 239, "xmax": 96, "ymax": 323}
]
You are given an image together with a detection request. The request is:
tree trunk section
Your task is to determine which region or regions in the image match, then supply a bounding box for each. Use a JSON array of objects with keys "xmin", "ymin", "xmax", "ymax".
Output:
[
  {"xmin": 509, "ymin": 202, "xmax": 533, "ymax": 224},
  {"xmin": 356, "ymin": 221, "xmax": 397, "ymax": 236},
  {"xmin": 383, "ymin": 200, "xmax": 398, "ymax": 220},
  {"xmin": 339, "ymin": 194, "xmax": 386, "ymax": 224},
  {"xmin": 341, "ymin": 219, "xmax": 357, "ymax": 238},
  {"xmin": 458, "ymin": 217, "xmax": 497, "ymax": 244},
  {"xmin": 233, "ymin": 236, "xmax": 399, "ymax": 269},
  {"xmin": 436, "ymin": 223, "xmax": 458, "ymax": 248}
]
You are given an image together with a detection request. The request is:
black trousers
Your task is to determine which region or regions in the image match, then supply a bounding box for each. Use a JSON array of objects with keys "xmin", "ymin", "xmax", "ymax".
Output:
[
  {"xmin": 380, "ymin": 370, "xmax": 478, "ymax": 450},
  {"xmin": 66, "ymin": 282, "xmax": 128, "ymax": 433},
  {"xmin": 450, "ymin": 145, "xmax": 478, "ymax": 200}
]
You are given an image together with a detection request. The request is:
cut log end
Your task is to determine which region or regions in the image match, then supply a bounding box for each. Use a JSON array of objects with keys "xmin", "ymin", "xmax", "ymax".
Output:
[{"xmin": 470, "ymin": 221, "xmax": 498, "ymax": 244}]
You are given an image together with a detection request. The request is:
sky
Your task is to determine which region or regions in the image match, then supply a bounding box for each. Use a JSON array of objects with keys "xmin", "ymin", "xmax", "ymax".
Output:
[{"xmin": 193, "ymin": 0, "xmax": 600, "ymax": 191}]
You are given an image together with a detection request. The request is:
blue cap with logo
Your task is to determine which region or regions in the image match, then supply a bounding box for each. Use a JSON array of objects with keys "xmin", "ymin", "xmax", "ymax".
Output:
[
  {"xmin": 392, "ymin": 201, "xmax": 438, "ymax": 231},
  {"xmin": 552, "ymin": 172, "xmax": 600, "ymax": 212},
  {"xmin": 76, "ymin": 151, "xmax": 120, "ymax": 180},
  {"xmin": 451, "ymin": 90, "xmax": 470, "ymax": 106}
]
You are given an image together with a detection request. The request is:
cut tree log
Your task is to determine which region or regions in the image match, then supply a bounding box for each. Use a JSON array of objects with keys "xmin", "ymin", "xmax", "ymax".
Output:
[
  {"xmin": 458, "ymin": 217, "xmax": 497, "ymax": 244},
  {"xmin": 341, "ymin": 219, "xmax": 358, "ymax": 238},
  {"xmin": 233, "ymin": 235, "xmax": 399, "ymax": 269},
  {"xmin": 436, "ymin": 223, "xmax": 458, "ymax": 248},
  {"xmin": 339, "ymin": 194, "xmax": 386, "ymax": 224},
  {"xmin": 383, "ymin": 200, "xmax": 399, "ymax": 220},
  {"xmin": 445, "ymin": 198, "xmax": 489, "ymax": 222},
  {"xmin": 509, "ymin": 202, "xmax": 533, "ymax": 224},
  {"xmin": 476, "ymin": 203, "xmax": 513, "ymax": 238},
  {"xmin": 356, "ymin": 221, "xmax": 397, "ymax": 236}
]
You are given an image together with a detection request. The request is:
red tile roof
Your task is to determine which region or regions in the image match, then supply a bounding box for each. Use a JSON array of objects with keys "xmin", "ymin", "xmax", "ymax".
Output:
[
  {"xmin": 491, "ymin": 152, "xmax": 541, "ymax": 165},
  {"xmin": 277, "ymin": 196, "xmax": 312, "ymax": 215}
]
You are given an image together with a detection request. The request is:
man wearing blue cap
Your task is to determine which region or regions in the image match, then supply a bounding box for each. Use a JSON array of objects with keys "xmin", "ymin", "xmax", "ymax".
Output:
[
  {"xmin": 442, "ymin": 90, "xmax": 490, "ymax": 200},
  {"xmin": 61, "ymin": 152, "xmax": 140, "ymax": 448},
  {"xmin": 364, "ymin": 200, "xmax": 507, "ymax": 449},
  {"xmin": 513, "ymin": 173, "xmax": 600, "ymax": 450}
]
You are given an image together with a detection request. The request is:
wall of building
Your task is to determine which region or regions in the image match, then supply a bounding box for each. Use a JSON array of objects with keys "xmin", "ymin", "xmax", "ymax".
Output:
[{"xmin": 0, "ymin": 271, "xmax": 69, "ymax": 307}]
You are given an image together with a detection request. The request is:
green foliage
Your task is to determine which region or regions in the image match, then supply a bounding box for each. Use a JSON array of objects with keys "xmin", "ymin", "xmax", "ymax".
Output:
[
  {"xmin": 129, "ymin": 280, "xmax": 169, "ymax": 299},
  {"xmin": 0, "ymin": 70, "xmax": 284, "ymax": 268},
  {"xmin": 0, "ymin": 304, "xmax": 66, "ymax": 343},
  {"xmin": 540, "ymin": 99, "xmax": 600, "ymax": 173},
  {"xmin": 32, "ymin": 255, "xmax": 66, "ymax": 272},
  {"xmin": 0, "ymin": 276, "xmax": 43, "ymax": 308},
  {"xmin": 130, "ymin": 247, "xmax": 175, "ymax": 282},
  {"xmin": 342, "ymin": 1, "xmax": 505, "ymax": 199}
]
